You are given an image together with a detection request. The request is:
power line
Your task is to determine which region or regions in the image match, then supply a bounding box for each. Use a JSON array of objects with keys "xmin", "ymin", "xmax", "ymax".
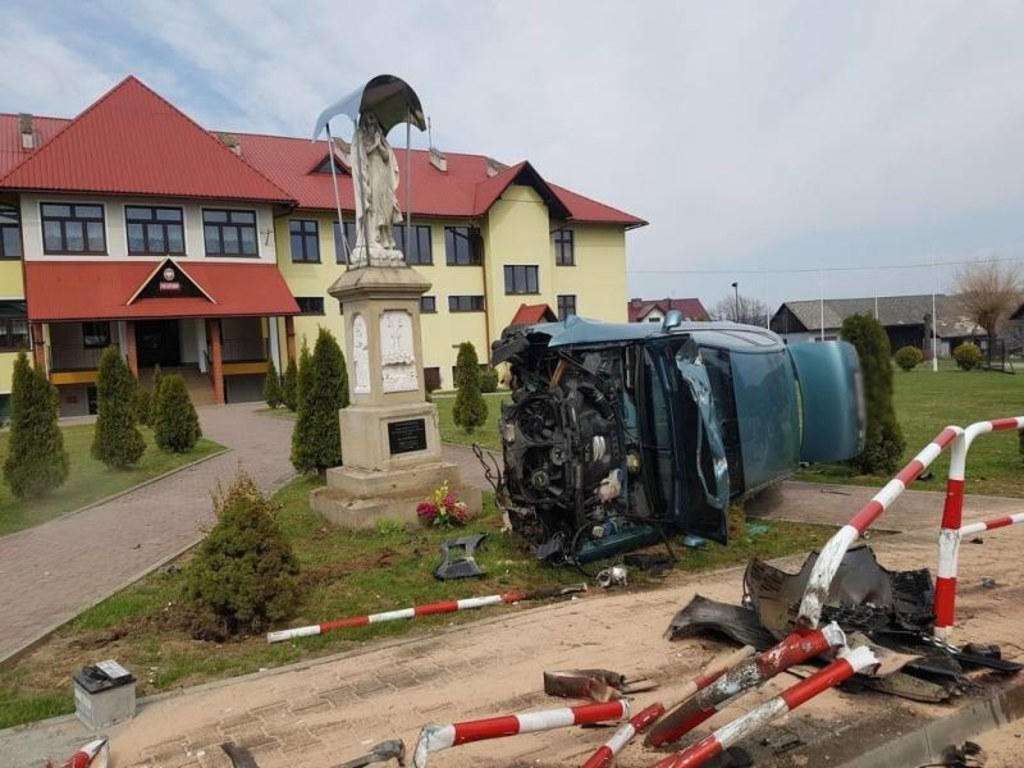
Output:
[{"xmin": 627, "ymin": 254, "xmax": 1024, "ymax": 276}]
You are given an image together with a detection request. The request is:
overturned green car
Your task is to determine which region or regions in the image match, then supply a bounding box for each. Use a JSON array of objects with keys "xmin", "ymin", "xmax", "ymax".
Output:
[{"xmin": 491, "ymin": 313, "xmax": 865, "ymax": 564}]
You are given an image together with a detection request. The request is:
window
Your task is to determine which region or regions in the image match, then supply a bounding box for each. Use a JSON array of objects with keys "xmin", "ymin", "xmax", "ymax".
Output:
[
  {"xmin": 41, "ymin": 203, "xmax": 105, "ymax": 254},
  {"xmin": 0, "ymin": 317, "xmax": 28, "ymax": 350},
  {"xmin": 0, "ymin": 204, "xmax": 21, "ymax": 259},
  {"xmin": 557, "ymin": 294, "xmax": 577, "ymax": 320},
  {"xmin": 125, "ymin": 206, "xmax": 184, "ymax": 255},
  {"xmin": 448, "ymin": 295, "xmax": 485, "ymax": 312},
  {"xmin": 420, "ymin": 295, "xmax": 437, "ymax": 313},
  {"xmin": 392, "ymin": 224, "xmax": 433, "ymax": 265},
  {"xmin": 333, "ymin": 220, "xmax": 356, "ymax": 264},
  {"xmin": 444, "ymin": 226, "xmax": 483, "ymax": 265},
  {"xmin": 295, "ymin": 296, "xmax": 325, "ymax": 315},
  {"xmin": 290, "ymin": 219, "xmax": 319, "ymax": 263},
  {"xmin": 554, "ymin": 228, "xmax": 574, "ymax": 266},
  {"xmin": 314, "ymin": 156, "xmax": 348, "ymax": 174},
  {"xmin": 504, "ymin": 265, "xmax": 539, "ymax": 295},
  {"xmin": 423, "ymin": 366, "xmax": 441, "ymax": 392},
  {"xmin": 82, "ymin": 321, "xmax": 111, "ymax": 349},
  {"xmin": 203, "ymin": 209, "xmax": 258, "ymax": 256}
]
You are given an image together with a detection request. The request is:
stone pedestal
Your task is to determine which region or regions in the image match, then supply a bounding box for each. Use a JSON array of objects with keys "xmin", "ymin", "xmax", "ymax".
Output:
[{"xmin": 311, "ymin": 264, "xmax": 481, "ymax": 528}]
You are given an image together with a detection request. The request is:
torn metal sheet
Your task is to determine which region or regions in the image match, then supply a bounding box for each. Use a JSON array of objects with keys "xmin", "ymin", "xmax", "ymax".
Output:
[
  {"xmin": 333, "ymin": 739, "xmax": 406, "ymax": 768},
  {"xmin": 221, "ymin": 743, "xmax": 259, "ymax": 768},
  {"xmin": 433, "ymin": 533, "xmax": 487, "ymax": 581},
  {"xmin": 663, "ymin": 594, "xmax": 776, "ymax": 650},
  {"xmin": 543, "ymin": 669, "xmax": 656, "ymax": 702}
]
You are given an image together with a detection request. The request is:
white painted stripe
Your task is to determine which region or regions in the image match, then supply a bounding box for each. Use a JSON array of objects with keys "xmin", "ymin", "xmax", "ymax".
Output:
[
  {"xmin": 946, "ymin": 430, "xmax": 967, "ymax": 481},
  {"xmin": 798, "ymin": 524, "xmax": 860, "ymax": 626},
  {"xmin": 414, "ymin": 724, "xmax": 456, "ymax": 767},
  {"xmin": 714, "ymin": 697, "xmax": 787, "ymax": 749},
  {"xmin": 369, "ymin": 608, "xmax": 416, "ymax": 623},
  {"xmin": 839, "ymin": 645, "xmax": 879, "ymax": 672},
  {"xmin": 456, "ymin": 595, "xmax": 505, "ymax": 610},
  {"xmin": 937, "ymin": 528, "xmax": 961, "ymax": 578},
  {"xmin": 821, "ymin": 622, "xmax": 846, "ymax": 649},
  {"xmin": 916, "ymin": 441, "xmax": 944, "ymax": 467},
  {"xmin": 605, "ymin": 723, "xmax": 637, "ymax": 753},
  {"xmin": 959, "ymin": 521, "xmax": 986, "ymax": 536},
  {"xmin": 267, "ymin": 625, "xmax": 320, "ymax": 643},
  {"xmin": 517, "ymin": 707, "xmax": 575, "ymax": 733},
  {"xmin": 873, "ymin": 479, "xmax": 905, "ymax": 510}
]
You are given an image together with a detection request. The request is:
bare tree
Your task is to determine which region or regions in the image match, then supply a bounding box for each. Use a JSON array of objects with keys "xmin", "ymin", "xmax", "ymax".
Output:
[
  {"xmin": 712, "ymin": 294, "xmax": 771, "ymax": 326},
  {"xmin": 953, "ymin": 260, "xmax": 1023, "ymax": 345}
]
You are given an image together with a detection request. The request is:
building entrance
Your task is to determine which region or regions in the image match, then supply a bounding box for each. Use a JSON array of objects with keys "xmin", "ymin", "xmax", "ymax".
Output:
[{"xmin": 137, "ymin": 319, "xmax": 182, "ymax": 368}]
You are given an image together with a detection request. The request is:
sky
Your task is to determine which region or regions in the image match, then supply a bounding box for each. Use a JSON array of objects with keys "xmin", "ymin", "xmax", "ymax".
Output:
[{"xmin": 3, "ymin": 0, "xmax": 1023, "ymax": 314}]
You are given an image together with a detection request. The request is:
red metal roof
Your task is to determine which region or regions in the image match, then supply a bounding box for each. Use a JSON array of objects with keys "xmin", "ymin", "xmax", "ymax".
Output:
[
  {"xmin": 25, "ymin": 260, "xmax": 300, "ymax": 322},
  {"xmin": 627, "ymin": 297, "xmax": 709, "ymax": 323},
  {"xmin": 234, "ymin": 133, "xmax": 646, "ymax": 226},
  {"xmin": 510, "ymin": 303, "xmax": 558, "ymax": 325},
  {"xmin": 0, "ymin": 114, "xmax": 69, "ymax": 178},
  {"xmin": 0, "ymin": 77, "xmax": 291, "ymax": 202}
]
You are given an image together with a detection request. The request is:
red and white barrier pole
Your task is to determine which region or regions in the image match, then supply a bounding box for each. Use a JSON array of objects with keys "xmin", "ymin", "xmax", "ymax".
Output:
[
  {"xmin": 268, "ymin": 593, "xmax": 524, "ymax": 643},
  {"xmin": 413, "ymin": 700, "xmax": 631, "ymax": 768},
  {"xmin": 935, "ymin": 417, "xmax": 1024, "ymax": 639},
  {"xmin": 650, "ymin": 646, "xmax": 878, "ymax": 768},
  {"xmin": 644, "ymin": 624, "xmax": 844, "ymax": 747},
  {"xmin": 797, "ymin": 427, "xmax": 959, "ymax": 629},
  {"xmin": 53, "ymin": 738, "xmax": 109, "ymax": 768},
  {"xmin": 581, "ymin": 702, "xmax": 666, "ymax": 768},
  {"xmin": 960, "ymin": 512, "xmax": 1024, "ymax": 536}
]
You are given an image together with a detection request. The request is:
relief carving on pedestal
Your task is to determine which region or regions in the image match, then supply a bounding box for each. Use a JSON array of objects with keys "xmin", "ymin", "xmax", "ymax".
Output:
[
  {"xmin": 380, "ymin": 310, "xmax": 418, "ymax": 393},
  {"xmin": 352, "ymin": 314, "xmax": 370, "ymax": 394}
]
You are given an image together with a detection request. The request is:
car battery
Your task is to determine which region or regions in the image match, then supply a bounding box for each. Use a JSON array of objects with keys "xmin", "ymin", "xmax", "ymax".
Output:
[{"xmin": 73, "ymin": 659, "xmax": 136, "ymax": 730}]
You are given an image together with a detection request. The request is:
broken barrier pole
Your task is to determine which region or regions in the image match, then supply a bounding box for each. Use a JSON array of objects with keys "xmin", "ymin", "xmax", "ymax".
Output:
[
  {"xmin": 797, "ymin": 426, "xmax": 960, "ymax": 630},
  {"xmin": 934, "ymin": 416, "xmax": 1024, "ymax": 639},
  {"xmin": 413, "ymin": 700, "xmax": 631, "ymax": 768},
  {"xmin": 960, "ymin": 511, "xmax": 1024, "ymax": 536},
  {"xmin": 54, "ymin": 737, "xmax": 109, "ymax": 768},
  {"xmin": 650, "ymin": 646, "xmax": 879, "ymax": 768},
  {"xmin": 267, "ymin": 584, "xmax": 586, "ymax": 643},
  {"xmin": 581, "ymin": 702, "xmax": 666, "ymax": 768},
  {"xmin": 645, "ymin": 624, "xmax": 844, "ymax": 747}
]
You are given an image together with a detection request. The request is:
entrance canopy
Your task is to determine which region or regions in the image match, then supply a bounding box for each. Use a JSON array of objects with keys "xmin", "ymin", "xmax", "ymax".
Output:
[{"xmin": 25, "ymin": 260, "xmax": 300, "ymax": 322}]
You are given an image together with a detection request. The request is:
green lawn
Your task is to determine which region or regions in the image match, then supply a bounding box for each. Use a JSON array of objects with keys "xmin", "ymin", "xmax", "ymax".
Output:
[
  {"xmin": 0, "ymin": 424, "xmax": 224, "ymax": 536},
  {"xmin": 0, "ymin": 478, "xmax": 834, "ymax": 729},
  {"xmin": 433, "ymin": 392, "xmax": 508, "ymax": 452},
  {"xmin": 797, "ymin": 368, "xmax": 1024, "ymax": 496}
]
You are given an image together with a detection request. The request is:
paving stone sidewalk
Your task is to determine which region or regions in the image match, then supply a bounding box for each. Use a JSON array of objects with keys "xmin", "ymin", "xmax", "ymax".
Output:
[{"xmin": 0, "ymin": 404, "xmax": 296, "ymax": 664}]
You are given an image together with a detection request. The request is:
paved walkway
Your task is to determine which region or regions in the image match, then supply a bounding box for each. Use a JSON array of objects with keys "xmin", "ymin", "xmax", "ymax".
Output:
[{"xmin": 0, "ymin": 404, "xmax": 296, "ymax": 664}]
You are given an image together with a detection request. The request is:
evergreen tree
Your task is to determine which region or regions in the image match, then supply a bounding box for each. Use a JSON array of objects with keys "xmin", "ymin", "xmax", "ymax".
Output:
[
  {"xmin": 296, "ymin": 341, "xmax": 313, "ymax": 412},
  {"xmin": 153, "ymin": 374, "xmax": 202, "ymax": 453},
  {"xmin": 91, "ymin": 347, "xmax": 145, "ymax": 468},
  {"xmin": 291, "ymin": 328, "xmax": 346, "ymax": 475},
  {"xmin": 840, "ymin": 314, "xmax": 905, "ymax": 474},
  {"xmin": 263, "ymin": 357, "xmax": 284, "ymax": 409},
  {"xmin": 134, "ymin": 386, "xmax": 153, "ymax": 426},
  {"xmin": 151, "ymin": 364, "xmax": 163, "ymax": 400},
  {"xmin": 452, "ymin": 341, "xmax": 488, "ymax": 434},
  {"xmin": 282, "ymin": 357, "xmax": 298, "ymax": 411},
  {"xmin": 3, "ymin": 352, "xmax": 69, "ymax": 497}
]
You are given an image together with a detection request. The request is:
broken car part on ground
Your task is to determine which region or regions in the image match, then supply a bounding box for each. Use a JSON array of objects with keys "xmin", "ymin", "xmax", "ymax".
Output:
[{"xmin": 491, "ymin": 314, "xmax": 864, "ymax": 565}]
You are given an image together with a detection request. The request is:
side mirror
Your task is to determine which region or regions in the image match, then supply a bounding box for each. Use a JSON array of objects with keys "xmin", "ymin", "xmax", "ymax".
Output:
[{"xmin": 662, "ymin": 309, "xmax": 683, "ymax": 332}]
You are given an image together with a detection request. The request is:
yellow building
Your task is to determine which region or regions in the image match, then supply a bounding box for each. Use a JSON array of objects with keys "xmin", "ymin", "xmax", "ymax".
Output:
[{"xmin": 0, "ymin": 76, "xmax": 645, "ymax": 415}]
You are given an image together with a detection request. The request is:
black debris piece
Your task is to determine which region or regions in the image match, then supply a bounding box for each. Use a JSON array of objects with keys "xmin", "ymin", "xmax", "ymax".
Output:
[
  {"xmin": 664, "ymin": 594, "xmax": 776, "ymax": 649},
  {"xmin": 433, "ymin": 533, "xmax": 488, "ymax": 581}
]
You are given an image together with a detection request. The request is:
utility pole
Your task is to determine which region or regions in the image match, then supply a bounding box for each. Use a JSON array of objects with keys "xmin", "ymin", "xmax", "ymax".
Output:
[{"xmin": 731, "ymin": 281, "xmax": 739, "ymax": 322}]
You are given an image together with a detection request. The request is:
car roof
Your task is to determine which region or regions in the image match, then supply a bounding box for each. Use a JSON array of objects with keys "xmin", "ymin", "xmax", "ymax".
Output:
[{"xmin": 533, "ymin": 315, "xmax": 784, "ymax": 351}]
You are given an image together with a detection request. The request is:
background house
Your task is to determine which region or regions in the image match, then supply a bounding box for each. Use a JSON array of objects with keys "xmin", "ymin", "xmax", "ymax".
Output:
[
  {"xmin": 627, "ymin": 297, "xmax": 708, "ymax": 324},
  {"xmin": 0, "ymin": 76, "xmax": 646, "ymax": 415},
  {"xmin": 770, "ymin": 294, "xmax": 986, "ymax": 356}
]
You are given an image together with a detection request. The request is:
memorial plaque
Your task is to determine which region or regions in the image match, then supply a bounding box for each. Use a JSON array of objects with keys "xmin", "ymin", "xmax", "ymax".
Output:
[{"xmin": 388, "ymin": 419, "xmax": 427, "ymax": 455}]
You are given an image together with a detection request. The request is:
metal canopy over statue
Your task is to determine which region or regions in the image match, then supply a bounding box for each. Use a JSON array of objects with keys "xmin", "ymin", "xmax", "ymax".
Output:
[{"xmin": 308, "ymin": 75, "xmax": 480, "ymax": 528}]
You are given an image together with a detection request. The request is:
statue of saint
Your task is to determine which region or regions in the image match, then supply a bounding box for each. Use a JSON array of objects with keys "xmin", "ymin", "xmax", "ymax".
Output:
[{"xmin": 350, "ymin": 112, "xmax": 403, "ymax": 267}]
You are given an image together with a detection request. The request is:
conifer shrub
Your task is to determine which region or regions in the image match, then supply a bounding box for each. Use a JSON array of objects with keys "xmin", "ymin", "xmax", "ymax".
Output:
[
  {"xmin": 893, "ymin": 345, "xmax": 923, "ymax": 372},
  {"xmin": 479, "ymin": 367, "xmax": 499, "ymax": 393},
  {"xmin": 291, "ymin": 329, "xmax": 347, "ymax": 475},
  {"xmin": 3, "ymin": 352, "xmax": 69, "ymax": 497},
  {"xmin": 151, "ymin": 364, "xmax": 163, "ymax": 399},
  {"xmin": 185, "ymin": 471, "xmax": 299, "ymax": 635},
  {"xmin": 296, "ymin": 341, "xmax": 313, "ymax": 412},
  {"xmin": 134, "ymin": 386, "xmax": 153, "ymax": 426},
  {"xmin": 91, "ymin": 347, "xmax": 145, "ymax": 468},
  {"xmin": 282, "ymin": 357, "xmax": 298, "ymax": 411},
  {"xmin": 953, "ymin": 342, "xmax": 982, "ymax": 371},
  {"xmin": 264, "ymin": 357, "xmax": 284, "ymax": 409},
  {"xmin": 153, "ymin": 374, "xmax": 201, "ymax": 453},
  {"xmin": 840, "ymin": 314, "xmax": 905, "ymax": 475},
  {"xmin": 452, "ymin": 341, "xmax": 488, "ymax": 434}
]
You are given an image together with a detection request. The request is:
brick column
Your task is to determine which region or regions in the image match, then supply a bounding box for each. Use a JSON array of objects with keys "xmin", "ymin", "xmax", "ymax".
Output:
[
  {"xmin": 206, "ymin": 318, "xmax": 225, "ymax": 405},
  {"xmin": 31, "ymin": 323, "xmax": 46, "ymax": 371},
  {"xmin": 284, "ymin": 315, "xmax": 297, "ymax": 363},
  {"xmin": 124, "ymin": 321, "xmax": 139, "ymax": 380}
]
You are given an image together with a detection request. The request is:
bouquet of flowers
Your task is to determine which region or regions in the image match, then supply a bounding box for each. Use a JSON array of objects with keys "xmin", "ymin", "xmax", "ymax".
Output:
[{"xmin": 416, "ymin": 481, "xmax": 470, "ymax": 527}]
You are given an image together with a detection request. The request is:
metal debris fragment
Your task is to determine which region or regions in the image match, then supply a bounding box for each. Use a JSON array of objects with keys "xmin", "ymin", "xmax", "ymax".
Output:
[
  {"xmin": 433, "ymin": 533, "xmax": 487, "ymax": 580},
  {"xmin": 596, "ymin": 565, "xmax": 628, "ymax": 589},
  {"xmin": 334, "ymin": 739, "xmax": 406, "ymax": 768}
]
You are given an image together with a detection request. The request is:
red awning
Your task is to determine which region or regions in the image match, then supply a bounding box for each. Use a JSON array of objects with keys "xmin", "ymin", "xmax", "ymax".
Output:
[
  {"xmin": 25, "ymin": 260, "xmax": 300, "ymax": 322},
  {"xmin": 510, "ymin": 303, "xmax": 557, "ymax": 325}
]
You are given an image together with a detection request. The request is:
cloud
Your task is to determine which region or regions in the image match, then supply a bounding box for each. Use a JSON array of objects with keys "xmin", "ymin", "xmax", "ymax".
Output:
[{"xmin": 3, "ymin": 1, "xmax": 1024, "ymax": 307}]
